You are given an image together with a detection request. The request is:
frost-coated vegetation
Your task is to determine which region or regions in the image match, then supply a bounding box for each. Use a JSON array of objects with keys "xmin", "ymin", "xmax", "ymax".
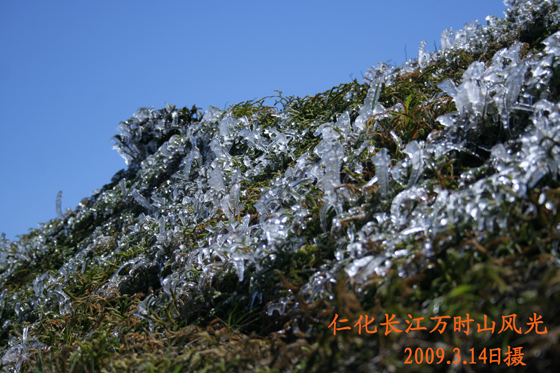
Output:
[{"xmin": 2, "ymin": 0, "xmax": 560, "ymax": 371}]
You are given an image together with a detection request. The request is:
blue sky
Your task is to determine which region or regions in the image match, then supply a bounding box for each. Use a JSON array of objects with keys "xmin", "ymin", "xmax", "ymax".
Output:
[{"xmin": 0, "ymin": 0, "xmax": 507, "ymax": 240}]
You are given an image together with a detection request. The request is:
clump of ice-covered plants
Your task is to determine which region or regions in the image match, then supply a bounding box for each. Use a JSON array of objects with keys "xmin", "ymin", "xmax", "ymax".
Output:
[{"xmin": 2, "ymin": 0, "xmax": 560, "ymax": 371}]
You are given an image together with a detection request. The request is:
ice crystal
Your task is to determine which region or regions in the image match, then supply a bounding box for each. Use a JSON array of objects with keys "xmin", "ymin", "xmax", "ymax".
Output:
[
  {"xmin": 403, "ymin": 140, "xmax": 424, "ymax": 188},
  {"xmin": 372, "ymin": 148, "xmax": 391, "ymax": 197},
  {"xmin": 55, "ymin": 191, "xmax": 63, "ymax": 219}
]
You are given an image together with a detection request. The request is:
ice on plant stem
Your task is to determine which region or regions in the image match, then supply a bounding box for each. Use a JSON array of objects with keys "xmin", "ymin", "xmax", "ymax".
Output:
[
  {"xmin": 231, "ymin": 252, "xmax": 245, "ymax": 282},
  {"xmin": 418, "ymin": 40, "xmax": 429, "ymax": 68},
  {"xmin": 219, "ymin": 113, "xmax": 234, "ymax": 139},
  {"xmin": 208, "ymin": 167, "xmax": 226, "ymax": 192},
  {"xmin": 403, "ymin": 140, "xmax": 423, "ymax": 188},
  {"xmin": 357, "ymin": 63, "xmax": 394, "ymax": 131},
  {"xmin": 131, "ymin": 190, "xmax": 155, "ymax": 214},
  {"xmin": 440, "ymin": 28, "xmax": 454, "ymax": 50},
  {"xmin": 390, "ymin": 187, "xmax": 427, "ymax": 227},
  {"xmin": 55, "ymin": 190, "xmax": 64, "ymax": 219},
  {"xmin": 318, "ymin": 143, "xmax": 344, "ymax": 205},
  {"xmin": 543, "ymin": 30, "xmax": 560, "ymax": 56},
  {"xmin": 456, "ymin": 61, "xmax": 487, "ymax": 119},
  {"xmin": 372, "ymin": 148, "xmax": 391, "ymax": 197},
  {"xmin": 182, "ymin": 146, "xmax": 201, "ymax": 176},
  {"xmin": 335, "ymin": 111, "xmax": 351, "ymax": 138},
  {"xmin": 345, "ymin": 256, "xmax": 373, "ymax": 278},
  {"xmin": 437, "ymin": 79, "xmax": 458, "ymax": 99},
  {"xmin": 209, "ymin": 138, "xmax": 230, "ymax": 161},
  {"xmin": 363, "ymin": 62, "xmax": 395, "ymax": 89},
  {"xmin": 120, "ymin": 179, "xmax": 128, "ymax": 197}
]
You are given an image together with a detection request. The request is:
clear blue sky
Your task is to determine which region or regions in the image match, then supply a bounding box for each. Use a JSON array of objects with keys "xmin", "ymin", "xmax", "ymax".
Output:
[{"xmin": 0, "ymin": 0, "xmax": 507, "ymax": 240}]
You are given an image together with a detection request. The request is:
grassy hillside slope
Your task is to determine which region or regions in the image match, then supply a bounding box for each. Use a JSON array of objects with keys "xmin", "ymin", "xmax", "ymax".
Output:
[{"xmin": 2, "ymin": 1, "xmax": 560, "ymax": 371}]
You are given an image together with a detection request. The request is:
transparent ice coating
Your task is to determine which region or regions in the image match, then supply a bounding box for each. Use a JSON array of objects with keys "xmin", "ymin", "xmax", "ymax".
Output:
[
  {"xmin": 119, "ymin": 178, "xmax": 128, "ymax": 197},
  {"xmin": 543, "ymin": 30, "xmax": 560, "ymax": 56},
  {"xmin": 55, "ymin": 190, "xmax": 64, "ymax": 219},
  {"xmin": 372, "ymin": 148, "xmax": 391, "ymax": 197},
  {"xmin": 402, "ymin": 140, "xmax": 424, "ymax": 188},
  {"xmin": 418, "ymin": 41, "xmax": 430, "ymax": 68},
  {"xmin": 131, "ymin": 189, "xmax": 155, "ymax": 214},
  {"xmin": 440, "ymin": 28, "xmax": 454, "ymax": 50},
  {"xmin": 436, "ymin": 41, "xmax": 533, "ymax": 134},
  {"xmin": 1, "ymin": 326, "xmax": 46, "ymax": 371},
  {"xmin": 3, "ymin": 0, "xmax": 560, "ymax": 369}
]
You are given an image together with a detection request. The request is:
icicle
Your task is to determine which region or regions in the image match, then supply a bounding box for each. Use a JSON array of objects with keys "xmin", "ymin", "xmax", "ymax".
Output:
[
  {"xmin": 389, "ymin": 131, "xmax": 402, "ymax": 150},
  {"xmin": 120, "ymin": 179, "xmax": 127, "ymax": 197},
  {"xmin": 418, "ymin": 40, "xmax": 429, "ymax": 68},
  {"xmin": 165, "ymin": 102, "xmax": 175, "ymax": 112},
  {"xmin": 345, "ymin": 256, "xmax": 373, "ymax": 277},
  {"xmin": 457, "ymin": 61, "xmax": 487, "ymax": 118},
  {"xmin": 320, "ymin": 202, "xmax": 333, "ymax": 232},
  {"xmin": 542, "ymin": 30, "xmax": 560, "ymax": 56},
  {"xmin": 372, "ymin": 149, "xmax": 391, "ymax": 197},
  {"xmin": 335, "ymin": 111, "xmax": 351, "ymax": 137},
  {"xmin": 440, "ymin": 28, "xmax": 454, "ymax": 50},
  {"xmin": 54, "ymin": 288, "xmax": 72, "ymax": 315},
  {"xmin": 403, "ymin": 141, "xmax": 424, "ymax": 188},
  {"xmin": 250, "ymin": 291, "xmax": 262, "ymax": 310},
  {"xmin": 390, "ymin": 187, "xmax": 428, "ymax": 227},
  {"xmin": 183, "ymin": 148, "xmax": 200, "ymax": 177},
  {"xmin": 208, "ymin": 167, "xmax": 226, "ymax": 192},
  {"xmin": 55, "ymin": 191, "xmax": 64, "ymax": 219},
  {"xmin": 231, "ymin": 252, "xmax": 245, "ymax": 282},
  {"xmin": 131, "ymin": 190, "xmax": 155, "ymax": 214},
  {"xmin": 318, "ymin": 142, "xmax": 344, "ymax": 206},
  {"xmin": 209, "ymin": 138, "xmax": 229, "ymax": 161},
  {"xmin": 438, "ymin": 79, "xmax": 458, "ymax": 99},
  {"xmin": 219, "ymin": 113, "xmax": 234, "ymax": 139},
  {"xmin": 435, "ymin": 113, "xmax": 456, "ymax": 127}
]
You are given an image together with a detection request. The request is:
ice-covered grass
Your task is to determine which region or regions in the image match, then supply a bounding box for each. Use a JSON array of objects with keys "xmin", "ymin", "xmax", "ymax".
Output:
[{"xmin": 2, "ymin": 0, "xmax": 560, "ymax": 371}]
